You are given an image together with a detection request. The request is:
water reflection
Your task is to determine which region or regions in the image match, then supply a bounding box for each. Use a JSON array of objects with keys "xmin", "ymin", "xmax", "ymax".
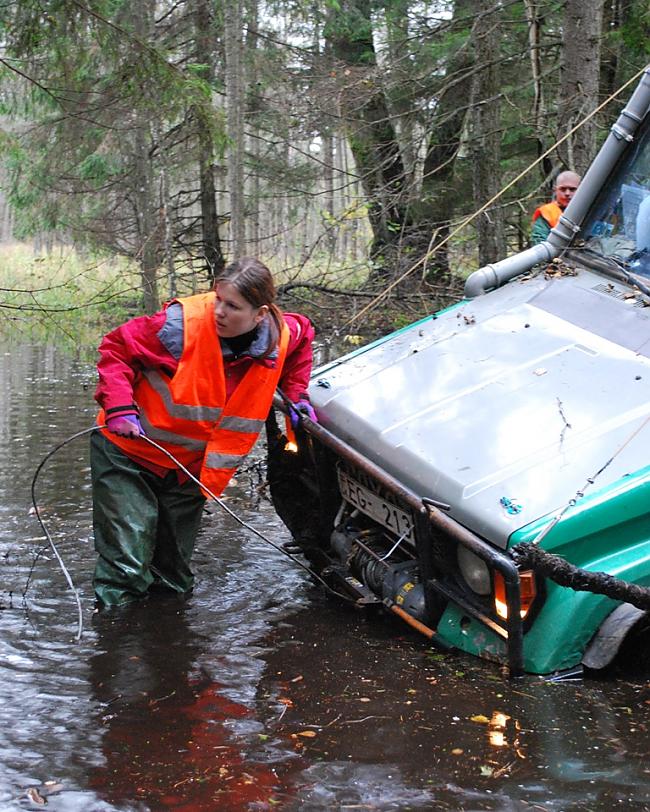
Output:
[
  {"xmin": 2, "ymin": 344, "xmax": 650, "ymax": 812},
  {"xmin": 88, "ymin": 599, "xmax": 289, "ymax": 810},
  {"xmin": 256, "ymin": 601, "xmax": 650, "ymax": 810}
]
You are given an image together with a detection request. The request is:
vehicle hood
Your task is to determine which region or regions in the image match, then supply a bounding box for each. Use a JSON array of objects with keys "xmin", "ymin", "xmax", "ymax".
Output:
[{"xmin": 309, "ymin": 268, "xmax": 650, "ymax": 547}]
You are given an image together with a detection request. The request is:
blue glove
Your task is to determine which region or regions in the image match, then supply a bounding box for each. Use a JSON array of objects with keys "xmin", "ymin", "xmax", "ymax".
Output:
[
  {"xmin": 289, "ymin": 399, "xmax": 317, "ymax": 429},
  {"xmin": 106, "ymin": 414, "xmax": 144, "ymax": 437}
]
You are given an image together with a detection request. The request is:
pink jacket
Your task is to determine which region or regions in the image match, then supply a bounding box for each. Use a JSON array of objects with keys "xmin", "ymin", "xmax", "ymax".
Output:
[{"xmin": 94, "ymin": 306, "xmax": 315, "ymax": 477}]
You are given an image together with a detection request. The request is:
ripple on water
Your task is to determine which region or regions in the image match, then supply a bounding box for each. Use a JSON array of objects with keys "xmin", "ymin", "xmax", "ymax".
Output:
[{"xmin": 3, "ymin": 344, "xmax": 650, "ymax": 812}]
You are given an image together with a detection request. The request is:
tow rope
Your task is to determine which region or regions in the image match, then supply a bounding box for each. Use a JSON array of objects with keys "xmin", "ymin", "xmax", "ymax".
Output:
[
  {"xmin": 511, "ymin": 543, "xmax": 650, "ymax": 612},
  {"xmin": 506, "ymin": 409, "xmax": 650, "ymax": 611}
]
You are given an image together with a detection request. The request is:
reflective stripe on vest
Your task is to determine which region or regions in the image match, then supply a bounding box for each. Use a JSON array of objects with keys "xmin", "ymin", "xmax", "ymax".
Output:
[
  {"xmin": 97, "ymin": 291, "xmax": 289, "ymax": 497},
  {"xmin": 142, "ymin": 370, "xmax": 224, "ymax": 422},
  {"xmin": 205, "ymin": 451, "xmax": 247, "ymax": 469}
]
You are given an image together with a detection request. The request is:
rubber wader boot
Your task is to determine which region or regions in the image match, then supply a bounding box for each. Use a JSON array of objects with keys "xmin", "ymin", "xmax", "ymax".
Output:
[{"xmin": 91, "ymin": 431, "xmax": 205, "ymax": 606}]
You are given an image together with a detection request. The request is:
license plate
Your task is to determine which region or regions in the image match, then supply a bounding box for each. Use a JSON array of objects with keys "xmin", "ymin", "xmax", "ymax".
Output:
[{"xmin": 337, "ymin": 470, "xmax": 415, "ymax": 544}]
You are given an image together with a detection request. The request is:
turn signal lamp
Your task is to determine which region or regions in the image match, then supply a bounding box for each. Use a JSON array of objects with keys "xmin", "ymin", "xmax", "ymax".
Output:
[
  {"xmin": 284, "ymin": 441, "xmax": 298, "ymax": 453},
  {"xmin": 494, "ymin": 570, "xmax": 537, "ymax": 620}
]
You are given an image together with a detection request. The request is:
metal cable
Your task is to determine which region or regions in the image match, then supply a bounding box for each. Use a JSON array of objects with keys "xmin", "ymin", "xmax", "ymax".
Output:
[
  {"xmin": 345, "ymin": 64, "xmax": 650, "ymax": 329},
  {"xmin": 136, "ymin": 432, "xmax": 356, "ymax": 604},
  {"xmin": 27, "ymin": 424, "xmax": 357, "ymax": 641},
  {"xmin": 28, "ymin": 426, "xmax": 99, "ymax": 640}
]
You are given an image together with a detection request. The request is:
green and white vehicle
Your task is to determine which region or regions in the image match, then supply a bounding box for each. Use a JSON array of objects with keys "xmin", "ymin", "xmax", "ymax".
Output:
[{"xmin": 271, "ymin": 66, "xmax": 650, "ymax": 677}]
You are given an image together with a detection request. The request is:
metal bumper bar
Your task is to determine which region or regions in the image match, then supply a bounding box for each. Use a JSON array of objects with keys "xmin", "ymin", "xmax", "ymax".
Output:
[{"xmin": 277, "ymin": 401, "xmax": 524, "ymax": 676}]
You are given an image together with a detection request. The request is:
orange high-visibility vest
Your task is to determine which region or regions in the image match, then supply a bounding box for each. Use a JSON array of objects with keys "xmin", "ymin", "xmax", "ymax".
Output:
[
  {"xmin": 97, "ymin": 292, "xmax": 289, "ymax": 497},
  {"xmin": 532, "ymin": 201, "xmax": 562, "ymax": 228}
]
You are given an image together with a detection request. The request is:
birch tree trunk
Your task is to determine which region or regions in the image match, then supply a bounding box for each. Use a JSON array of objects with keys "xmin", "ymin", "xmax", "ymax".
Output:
[
  {"xmin": 133, "ymin": 0, "xmax": 160, "ymax": 314},
  {"xmin": 383, "ymin": 0, "xmax": 419, "ymax": 198},
  {"xmin": 326, "ymin": 0, "xmax": 405, "ymax": 272},
  {"xmin": 245, "ymin": 0, "xmax": 261, "ymax": 252},
  {"xmin": 523, "ymin": 0, "xmax": 552, "ymax": 178},
  {"xmin": 315, "ymin": 7, "xmax": 336, "ymax": 254},
  {"xmin": 158, "ymin": 125, "xmax": 176, "ymax": 300},
  {"xmin": 420, "ymin": 0, "xmax": 474, "ymax": 277},
  {"xmin": 194, "ymin": 0, "xmax": 225, "ymax": 283}
]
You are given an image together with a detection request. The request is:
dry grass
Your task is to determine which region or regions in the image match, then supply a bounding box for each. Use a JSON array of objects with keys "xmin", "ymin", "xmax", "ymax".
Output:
[
  {"xmin": 0, "ymin": 241, "xmax": 468, "ymax": 355},
  {"xmin": 0, "ymin": 242, "xmax": 141, "ymax": 355}
]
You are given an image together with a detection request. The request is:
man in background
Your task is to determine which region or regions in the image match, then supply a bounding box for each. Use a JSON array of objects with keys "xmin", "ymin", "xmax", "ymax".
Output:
[{"xmin": 531, "ymin": 171, "xmax": 581, "ymax": 244}]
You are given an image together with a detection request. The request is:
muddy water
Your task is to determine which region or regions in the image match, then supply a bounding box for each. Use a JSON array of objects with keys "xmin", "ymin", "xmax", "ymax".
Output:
[{"xmin": 1, "ymin": 344, "xmax": 650, "ymax": 812}]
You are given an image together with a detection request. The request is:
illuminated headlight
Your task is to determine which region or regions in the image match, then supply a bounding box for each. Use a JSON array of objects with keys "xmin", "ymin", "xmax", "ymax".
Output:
[{"xmin": 457, "ymin": 547, "xmax": 491, "ymax": 595}]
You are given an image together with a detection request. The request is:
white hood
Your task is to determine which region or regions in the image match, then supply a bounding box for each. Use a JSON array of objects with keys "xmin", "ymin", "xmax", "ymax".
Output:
[{"xmin": 309, "ymin": 268, "xmax": 650, "ymax": 547}]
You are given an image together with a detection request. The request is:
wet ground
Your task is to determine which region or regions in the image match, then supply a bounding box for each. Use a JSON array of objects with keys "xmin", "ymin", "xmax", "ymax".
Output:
[{"xmin": 2, "ymin": 344, "xmax": 650, "ymax": 811}]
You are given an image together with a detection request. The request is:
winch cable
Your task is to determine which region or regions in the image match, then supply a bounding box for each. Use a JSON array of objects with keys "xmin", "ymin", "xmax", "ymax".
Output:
[
  {"xmin": 28, "ymin": 425, "xmax": 97, "ymax": 640},
  {"xmin": 511, "ymin": 412, "xmax": 650, "ymax": 612},
  {"xmin": 344, "ymin": 63, "xmax": 650, "ymax": 330},
  {"xmin": 28, "ymin": 424, "xmax": 359, "ymax": 641},
  {"xmin": 135, "ymin": 432, "xmax": 357, "ymax": 607},
  {"xmin": 276, "ymin": 392, "xmax": 439, "ymax": 641}
]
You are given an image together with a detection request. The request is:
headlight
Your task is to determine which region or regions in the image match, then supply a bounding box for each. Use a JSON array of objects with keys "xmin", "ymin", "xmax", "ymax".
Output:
[{"xmin": 457, "ymin": 546, "xmax": 491, "ymax": 595}]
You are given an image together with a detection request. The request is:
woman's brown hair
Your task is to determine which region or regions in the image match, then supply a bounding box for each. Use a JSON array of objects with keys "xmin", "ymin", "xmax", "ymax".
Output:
[{"xmin": 214, "ymin": 257, "xmax": 284, "ymax": 358}]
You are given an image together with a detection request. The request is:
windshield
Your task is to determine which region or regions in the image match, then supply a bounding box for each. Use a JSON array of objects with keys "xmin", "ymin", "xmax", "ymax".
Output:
[{"xmin": 582, "ymin": 110, "xmax": 650, "ymax": 277}]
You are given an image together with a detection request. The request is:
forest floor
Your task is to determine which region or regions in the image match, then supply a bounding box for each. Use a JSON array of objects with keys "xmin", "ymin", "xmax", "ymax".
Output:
[{"xmin": 279, "ymin": 273, "xmax": 466, "ymax": 345}]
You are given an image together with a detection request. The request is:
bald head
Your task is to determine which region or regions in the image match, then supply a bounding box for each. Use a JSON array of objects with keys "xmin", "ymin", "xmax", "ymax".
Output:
[{"xmin": 554, "ymin": 171, "xmax": 581, "ymax": 208}]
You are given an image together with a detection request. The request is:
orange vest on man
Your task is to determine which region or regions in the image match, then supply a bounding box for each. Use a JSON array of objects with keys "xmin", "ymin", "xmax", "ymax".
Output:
[
  {"xmin": 532, "ymin": 201, "xmax": 562, "ymax": 229},
  {"xmin": 97, "ymin": 291, "xmax": 289, "ymax": 498}
]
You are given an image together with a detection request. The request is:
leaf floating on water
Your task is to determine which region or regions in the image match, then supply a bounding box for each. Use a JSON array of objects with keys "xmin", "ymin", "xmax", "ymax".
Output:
[
  {"xmin": 470, "ymin": 714, "xmax": 491, "ymax": 724},
  {"xmin": 451, "ymin": 748, "xmax": 464, "ymax": 755},
  {"xmin": 296, "ymin": 730, "xmax": 317, "ymax": 738},
  {"xmin": 479, "ymin": 765, "xmax": 494, "ymax": 777}
]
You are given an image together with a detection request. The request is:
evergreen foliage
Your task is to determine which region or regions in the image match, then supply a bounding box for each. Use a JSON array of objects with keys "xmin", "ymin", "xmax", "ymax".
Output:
[{"xmin": 0, "ymin": 0, "xmax": 648, "ymax": 327}]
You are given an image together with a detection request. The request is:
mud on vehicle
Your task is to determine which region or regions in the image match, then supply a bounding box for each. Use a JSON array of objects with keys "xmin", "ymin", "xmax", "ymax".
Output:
[{"xmin": 268, "ymin": 66, "xmax": 650, "ymax": 678}]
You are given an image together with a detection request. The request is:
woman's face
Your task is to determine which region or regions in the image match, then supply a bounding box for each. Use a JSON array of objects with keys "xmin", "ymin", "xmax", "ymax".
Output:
[{"xmin": 214, "ymin": 281, "xmax": 268, "ymax": 338}]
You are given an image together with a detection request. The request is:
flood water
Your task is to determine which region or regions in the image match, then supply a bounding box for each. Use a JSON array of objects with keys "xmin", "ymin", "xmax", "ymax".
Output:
[{"xmin": 2, "ymin": 343, "xmax": 650, "ymax": 811}]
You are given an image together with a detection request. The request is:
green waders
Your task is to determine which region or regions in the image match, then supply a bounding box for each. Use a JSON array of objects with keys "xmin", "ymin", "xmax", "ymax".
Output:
[{"xmin": 91, "ymin": 431, "xmax": 206, "ymax": 606}]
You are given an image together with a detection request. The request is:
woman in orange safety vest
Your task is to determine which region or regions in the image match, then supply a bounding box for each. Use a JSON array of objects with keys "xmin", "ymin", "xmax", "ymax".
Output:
[{"xmin": 91, "ymin": 257, "xmax": 316, "ymax": 607}]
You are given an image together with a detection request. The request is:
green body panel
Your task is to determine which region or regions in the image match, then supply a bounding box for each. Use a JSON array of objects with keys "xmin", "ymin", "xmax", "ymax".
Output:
[
  {"xmin": 437, "ymin": 587, "xmax": 619, "ymax": 674},
  {"xmin": 436, "ymin": 605, "xmax": 507, "ymax": 665},
  {"xmin": 436, "ymin": 466, "xmax": 650, "ymax": 674},
  {"xmin": 511, "ymin": 465, "xmax": 650, "ymax": 564}
]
